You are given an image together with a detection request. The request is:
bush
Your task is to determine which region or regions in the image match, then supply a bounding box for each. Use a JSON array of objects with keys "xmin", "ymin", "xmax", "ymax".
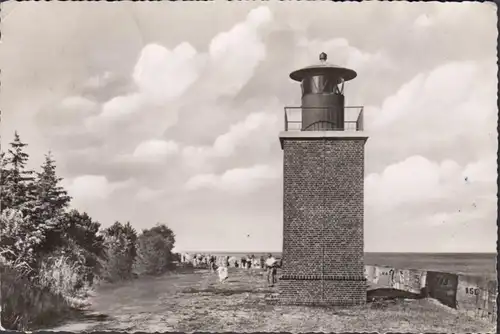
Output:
[
  {"xmin": 133, "ymin": 224, "xmax": 176, "ymax": 276},
  {"xmin": 134, "ymin": 233, "xmax": 173, "ymax": 276},
  {"xmin": 0, "ymin": 209, "xmax": 42, "ymax": 277},
  {"xmin": 100, "ymin": 234, "xmax": 136, "ymax": 283},
  {"xmin": 37, "ymin": 250, "xmax": 92, "ymax": 309},
  {"xmin": 1, "ymin": 264, "xmax": 74, "ymax": 331}
]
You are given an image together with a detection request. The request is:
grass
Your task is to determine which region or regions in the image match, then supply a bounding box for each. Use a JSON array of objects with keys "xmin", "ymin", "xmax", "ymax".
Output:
[{"xmin": 46, "ymin": 267, "xmax": 496, "ymax": 333}]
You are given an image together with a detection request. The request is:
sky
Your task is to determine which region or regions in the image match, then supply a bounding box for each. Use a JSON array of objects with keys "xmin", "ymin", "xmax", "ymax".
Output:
[{"xmin": 0, "ymin": 1, "xmax": 497, "ymax": 253}]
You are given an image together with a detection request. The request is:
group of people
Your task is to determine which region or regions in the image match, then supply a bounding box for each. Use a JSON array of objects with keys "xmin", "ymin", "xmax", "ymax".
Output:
[{"xmin": 180, "ymin": 252, "xmax": 280, "ymax": 286}]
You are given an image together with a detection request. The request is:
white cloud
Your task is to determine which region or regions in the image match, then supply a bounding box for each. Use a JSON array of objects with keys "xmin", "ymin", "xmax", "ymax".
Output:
[
  {"xmin": 212, "ymin": 111, "xmax": 279, "ymax": 157},
  {"xmin": 462, "ymin": 154, "xmax": 497, "ymax": 183},
  {"xmin": 365, "ymin": 154, "xmax": 497, "ymax": 252},
  {"xmin": 364, "ymin": 60, "xmax": 497, "ymax": 167},
  {"xmin": 366, "ymin": 155, "xmax": 496, "ymax": 211},
  {"xmin": 99, "ymin": 93, "xmax": 145, "ymax": 119},
  {"xmin": 86, "ymin": 42, "xmax": 202, "ymax": 132},
  {"xmin": 185, "ymin": 164, "xmax": 280, "ymax": 193},
  {"xmin": 181, "ymin": 109, "xmax": 279, "ymax": 168},
  {"xmin": 64, "ymin": 175, "xmax": 134, "ymax": 201},
  {"xmin": 133, "ymin": 139, "xmax": 179, "ymax": 162},
  {"xmin": 88, "ymin": 5, "xmax": 273, "ymax": 134},
  {"xmin": 207, "ymin": 6, "xmax": 272, "ymax": 97},
  {"xmin": 297, "ymin": 37, "xmax": 394, "ymax": 74},
  {"xmin": 133, "ymin": 42, "xmax": 200, "ymax": 102},
  {"xmin": 365, "ymin": 155, "xmax": 455, "ymax": 209}
]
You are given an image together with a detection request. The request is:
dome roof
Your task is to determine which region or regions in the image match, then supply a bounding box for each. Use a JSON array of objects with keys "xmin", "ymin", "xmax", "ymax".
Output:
[{"xmin": 289, "ymin": 53, "xmax": 357, "ymax": 82}]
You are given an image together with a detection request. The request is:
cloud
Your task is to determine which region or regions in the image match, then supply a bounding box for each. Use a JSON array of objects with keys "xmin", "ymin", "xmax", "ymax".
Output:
[
  {"xmin": 132, "ymin": 139, "xmax": 179, "ymax": 162},
  {"xmin": 462, "ymin": 154, "xmax": 497, "ymax": 183},
  {"xmin": 366, "ymin": 155, "xmax": 496, "ymax": 211},
  {"xmin": 297, "ymin": 37, "xmax": 394, "ymax": 74},
  {"xmin": 185, "ymin": 164, "xmax": 280, "ymax": 193},
  {"xmin": 365, "ymin": 156, "xmax": 457, "ymax": 209},
  {"xmin": 206, "ymin": 6, "xmax": 272, "ymax": 97},
  {"xmin": 364, "ymin": 59, "xmax": 497, "ymax": 171},
  {"xmin": 365, "ymin": 154, "xmax": 497, "ymax": 252},
  {"xmin": 87, "ymin": 6, "xmax": 273, "ymax": 133},
  {"xmin": 84, "ymin": 42, "xmax": 202, "ymax": 134},
  {"xmin": 133, "ymin": 43, "xmax": 200, "ymax": 102},
  {"xmin": 181, "ymin": 110, "xmax": 279, "ymax": 168},
  {"xmin": 63, "ymin": 175, "xmax": 134, "ymax": 201}
]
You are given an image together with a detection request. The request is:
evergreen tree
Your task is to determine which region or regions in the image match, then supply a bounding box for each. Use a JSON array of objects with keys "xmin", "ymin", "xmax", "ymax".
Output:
[
  {"xmin": 31, "ymin": 152, "xmax": 72, "ymax": 253},
  {"xmin": 33, "ymin": 152, "xmax": 71, "ymax": 219},
  {"xmin": 0, "ymin": 151, "xmax": 9, "ymax": 211},
  {"xmin": 2, "ymin": 132, "xmax": 35, "ymax": 213}
]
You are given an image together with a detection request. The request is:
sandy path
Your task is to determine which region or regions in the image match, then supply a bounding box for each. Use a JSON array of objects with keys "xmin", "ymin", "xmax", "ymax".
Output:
[{"xmin": 47, "ymin": 268, "xmax": 495, "ymax": 333}]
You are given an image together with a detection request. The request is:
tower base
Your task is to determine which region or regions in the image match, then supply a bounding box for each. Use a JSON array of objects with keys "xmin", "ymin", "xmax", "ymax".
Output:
[{"xmin": 278, "ymin": 277, "xmax": 367, "ymax": 306}]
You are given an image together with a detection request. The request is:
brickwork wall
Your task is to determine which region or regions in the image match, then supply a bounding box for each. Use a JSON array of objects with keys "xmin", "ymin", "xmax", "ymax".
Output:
[
  {"xmin": 279, "ymin": 138, "xmax": 366, "ymax": 305},
  {"xmin": 279, "ymin": 279, "xmax": 366, "ymax": 305}
]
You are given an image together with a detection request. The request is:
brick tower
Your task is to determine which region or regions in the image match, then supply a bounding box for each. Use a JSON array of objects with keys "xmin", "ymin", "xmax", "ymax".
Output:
[{"xmin": 278, "ymin": 53, "xmax": 368, "ymax": 305}]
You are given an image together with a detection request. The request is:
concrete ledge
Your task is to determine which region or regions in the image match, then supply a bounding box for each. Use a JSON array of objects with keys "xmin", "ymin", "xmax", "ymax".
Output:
[{"xmin": 279, "ymin": 131, "xmax": 369, "ymax": 148}]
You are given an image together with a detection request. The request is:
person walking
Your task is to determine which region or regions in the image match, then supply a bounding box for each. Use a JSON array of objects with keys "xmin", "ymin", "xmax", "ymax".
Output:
[
  {"xmin": 265, "ymin": 253, "xmax": 277, "ymax": 287},
  {"xmin": 209, "ymin": 255, "xmax": 216, "ymax": 272},
  {"xmin": 217, "ymin": 264, "xmax": 228, "ymax": 283}
]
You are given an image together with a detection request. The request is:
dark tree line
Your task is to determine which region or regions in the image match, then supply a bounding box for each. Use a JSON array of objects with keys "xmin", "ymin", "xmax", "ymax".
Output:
[{"xmin": 0, "ymin": 131, "xmax": 177, "ymax": 329}]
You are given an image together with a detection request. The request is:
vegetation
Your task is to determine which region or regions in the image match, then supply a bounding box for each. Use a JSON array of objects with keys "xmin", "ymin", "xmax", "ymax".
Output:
[{"xmin": 0, "ymin": 131, "xmax": 177, "ymax": 330}]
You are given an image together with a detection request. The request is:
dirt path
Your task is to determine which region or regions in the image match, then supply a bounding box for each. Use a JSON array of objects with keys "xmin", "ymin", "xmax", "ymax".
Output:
[
  {"xmin": 46, "ymin": 268, "xmax": 495, "ymax": 333},
  {"xmin": 49, "ymin": 268, "xmax": 276, "ymax": 332}
]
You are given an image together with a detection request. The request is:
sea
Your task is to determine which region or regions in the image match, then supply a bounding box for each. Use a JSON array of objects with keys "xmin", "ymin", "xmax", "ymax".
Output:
[{"xmin": 195, "ymin": 252, "xmax": 497, "ymax": 279}]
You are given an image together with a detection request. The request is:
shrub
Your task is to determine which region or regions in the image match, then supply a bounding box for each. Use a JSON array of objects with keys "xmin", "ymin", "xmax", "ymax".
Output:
[
  {"xmin": 36, "ymin": 249, "xmax": 92, "ymax": 309},
  {"xmin": 133, "ymin": 223, "xmax": 176, "ymax": 276},
  {"xmin": 134, "ymin": 233, "xmax": 172, "ymax": 276},
  {"xmin": 100, "ymin": 234, "xmax": 136, "ymax": 282},
  {"xmin": 1, "ymin": 264, "xmax": 74, "ymax": 331},
  {"xmin": 0, "ymin": 209, "xmax": 42, "ymax": 277}
]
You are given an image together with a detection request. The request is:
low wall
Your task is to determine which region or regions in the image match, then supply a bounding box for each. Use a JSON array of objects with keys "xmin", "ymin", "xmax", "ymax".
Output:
[{"xmin": 365, "ymin": 265, "xmax": 497, "ymax": 324}]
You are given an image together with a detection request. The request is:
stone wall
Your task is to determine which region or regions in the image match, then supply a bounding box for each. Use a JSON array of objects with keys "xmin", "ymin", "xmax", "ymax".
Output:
[{"xmin": 364, "ymin": 265, "xmax": 497, "ymax": 324}]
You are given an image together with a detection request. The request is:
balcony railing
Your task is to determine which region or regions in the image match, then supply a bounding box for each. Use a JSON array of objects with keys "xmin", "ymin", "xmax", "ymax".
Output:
[{"xmin": 284, "ymin": 106, "xmax": 364, "ymax": 132}]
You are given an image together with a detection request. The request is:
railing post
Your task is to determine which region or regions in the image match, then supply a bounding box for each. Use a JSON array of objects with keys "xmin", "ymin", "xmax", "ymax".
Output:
[
  {"xmin": 357, "ymin": 107, "xmax": 364, "ymax": 131},
  {"xmin": 284, "ymin": 108, "xmax": 288, "ymax": 131}
]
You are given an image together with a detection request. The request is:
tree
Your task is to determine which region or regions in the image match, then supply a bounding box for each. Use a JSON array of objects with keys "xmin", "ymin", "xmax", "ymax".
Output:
[
  {"xmin": 2, "ymin": 132, "xmax": 35, "ymax": 213},
  {"xmin": 0, "ymin": 152, "xmax": 9, "ymax": 210},
  {"xmin": 32, "ymin": 152, "xmax": 71, "ymax": 220},
  {"xmin": 101, "ymin": 222, "xmax": 138, "ymax": 282},
  {"xmin": 31, "ymin": 152, "xmax": 72, "ymax": 255},
  {"xmin": 135, "ymin": 223, "xmax": 176, "ymax": 276},
  {"xmin": 61, "ymin": 210, "xmax": 105, "ymax": 284}
]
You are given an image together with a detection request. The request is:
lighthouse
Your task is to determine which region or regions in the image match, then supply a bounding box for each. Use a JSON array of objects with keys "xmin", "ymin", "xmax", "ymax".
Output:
[{"xmin": 278, "ymin": 53, "xmax": 368, "ymax": 305}]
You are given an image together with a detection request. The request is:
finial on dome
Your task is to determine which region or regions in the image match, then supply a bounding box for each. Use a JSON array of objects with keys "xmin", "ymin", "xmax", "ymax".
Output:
[{"xmin": 319, "ymin": 52, "xmax": 327, "ymax": 63}]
